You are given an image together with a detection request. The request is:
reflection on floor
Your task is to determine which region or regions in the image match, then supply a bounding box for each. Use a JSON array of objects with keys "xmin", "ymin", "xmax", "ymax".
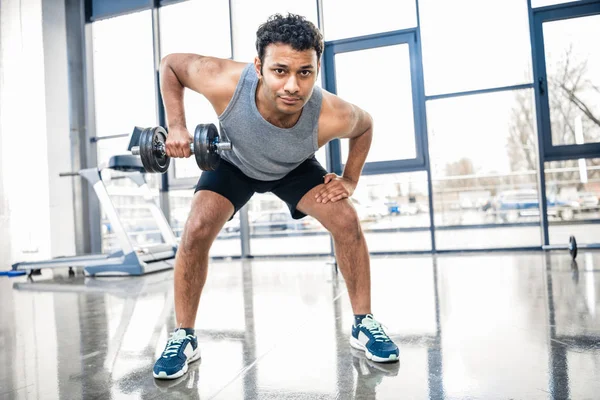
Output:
[{"xmin": 1, "ymin": 252, "xmax": 599, "ymax": 399}]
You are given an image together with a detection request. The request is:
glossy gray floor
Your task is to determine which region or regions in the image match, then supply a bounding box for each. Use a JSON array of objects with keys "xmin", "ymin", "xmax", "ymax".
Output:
[{"xmin": 1, "ymin": 252, "xmax": 599, "ymax": 399}]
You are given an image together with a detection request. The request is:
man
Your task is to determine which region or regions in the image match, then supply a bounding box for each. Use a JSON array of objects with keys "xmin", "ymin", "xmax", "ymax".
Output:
[{"xmin": 153, "ymin": 13, "xmax": 399, "ymax": 380}]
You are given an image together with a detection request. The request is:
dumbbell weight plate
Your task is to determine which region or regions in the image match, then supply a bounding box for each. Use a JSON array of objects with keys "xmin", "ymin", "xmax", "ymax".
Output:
[
  {"xmin": 569, "ymin": 235, "xmax": 577, "ymax": 260},
  {"xmin": 139, "ymin": 127, "xmax": 170, "ymax": 173},
  {"xmin": 194, "ymin": 124, "xmax": 221, "ymax": 171}
]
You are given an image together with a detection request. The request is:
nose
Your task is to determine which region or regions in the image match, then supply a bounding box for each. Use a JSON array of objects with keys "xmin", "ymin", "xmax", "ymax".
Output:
[{"xmin": 284, "ymin": 75, "xmax": 299, "ymax": 94}]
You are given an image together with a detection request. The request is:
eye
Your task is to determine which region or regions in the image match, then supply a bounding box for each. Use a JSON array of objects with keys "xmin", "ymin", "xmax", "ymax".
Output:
[
  {"xmin": 274, "ymin": 69, "xmax": 285, "ymax": 75},
  {"xmin": 300, "ymin": 70, "xmax": 312, "ymax": 77}
]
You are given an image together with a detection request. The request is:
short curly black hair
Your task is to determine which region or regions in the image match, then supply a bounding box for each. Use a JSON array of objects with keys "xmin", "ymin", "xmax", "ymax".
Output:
[{"xmin": 256, "ymin": 13, "xmax": 324, "ymax": 66}]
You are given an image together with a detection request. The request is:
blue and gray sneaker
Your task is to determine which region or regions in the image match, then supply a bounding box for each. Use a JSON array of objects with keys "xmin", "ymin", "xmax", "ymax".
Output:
[
  {"xmin": 153, "ymin": 329, "xmax": 201, "ymax": 379},
  {"xmin": 350, "ymin": 314, "xmax": 399, "ymax": 363}
]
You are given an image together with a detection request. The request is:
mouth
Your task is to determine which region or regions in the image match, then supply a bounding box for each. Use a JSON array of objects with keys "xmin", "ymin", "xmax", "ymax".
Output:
[{"xmin": 279, "ymin": 96, "xmax": 301, "ymax": 105}]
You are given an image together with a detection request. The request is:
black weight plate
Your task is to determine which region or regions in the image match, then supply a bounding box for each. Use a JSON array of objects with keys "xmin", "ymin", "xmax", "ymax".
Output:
[
  {"xmin": 140, "ymin": 127, "xmax": 169, "ymax": 173},
  {"xmin": 138, "ymin": 128, "xmax": 155, "ymax": 173},
  {"xmin": 569, "ymin": 235, "xmax": 577, "ymax": 260},
  {"xmin": 150, "ymin": 127, "xmax": 169, "ymax": 173},
  {"xmin": 194, "ymin": 124, "xmax": 221, "ymax": 171}
]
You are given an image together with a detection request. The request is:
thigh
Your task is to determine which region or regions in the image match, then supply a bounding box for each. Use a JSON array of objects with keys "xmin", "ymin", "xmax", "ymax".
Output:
[
  {"xmin": 271, "ymin": 156, "xmax": 329, "ymax": 219},
  {"xmin": 195, "ymin": 159, "xmax": 255, "ymax": 219}
]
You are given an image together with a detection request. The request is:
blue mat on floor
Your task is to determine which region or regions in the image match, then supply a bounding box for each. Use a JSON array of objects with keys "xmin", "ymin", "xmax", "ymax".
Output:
[{"xmin": 0, "ymin": 270, "xmax": 27, "ymax": 277}]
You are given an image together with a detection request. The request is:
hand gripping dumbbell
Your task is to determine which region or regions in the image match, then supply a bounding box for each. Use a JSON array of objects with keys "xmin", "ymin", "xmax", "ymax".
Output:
[{"xmin": 131, "ymin": 123, "xmax": 232, "ymax": 173}]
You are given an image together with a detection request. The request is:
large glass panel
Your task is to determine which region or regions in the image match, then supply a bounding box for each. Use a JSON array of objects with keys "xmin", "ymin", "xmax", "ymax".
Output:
[
  {"xmin": 356, "ymin": 172, "xmax": 431, "ymax": 252},
  {"xmin": 335, "ymin": 44, "xmax": 417, "ymax": 163},
  {"xmin": 543, "ymin": 15, "xmax": 600, "ymax": 146},
  {"xmin": 247, "ymin": 194, "xmax": 329, "ymax": 257},
  {"xmin": 419, "ymin": 0, "xmax": 532, "ymax": 96},
  {"xmin": 92, "ymin": 11, "xmax": 156, "ymax": 167},
  {"xmin": 159, "ymin": 0, "xmax": 231, "ymax": 180},
  {"xmin": 546, "ymin": 158, "xmax": 600, "ymax": 246},
  {"xmin": 245, "ymin": 171, "xmax": 431, "ymax": 256},
  {"xmin": 92, "ymin": 11, "xmax": 159, "ymax": 252},
  {"xmin": 322, "ymin": 0, "xmax": 416, "ymax": 41},
  {"xmin": 428, "ymin": 89, "xmax": 543, "ymax": 249},
  {"xmin": 230, "ymin": 0, "xmax": 318, "ymax": 63}
]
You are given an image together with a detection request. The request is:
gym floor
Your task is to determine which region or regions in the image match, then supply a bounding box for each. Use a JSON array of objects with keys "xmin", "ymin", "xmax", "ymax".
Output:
[{"xmin": 1, "ymin": 252, "xmax": 599, "ymax": 399}]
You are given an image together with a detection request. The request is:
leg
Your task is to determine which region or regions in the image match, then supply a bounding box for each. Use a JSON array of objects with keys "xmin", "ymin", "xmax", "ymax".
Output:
[
  {"xmin": 174, "ymin": 190, "xmax": 233, "ymax": 328},
  {"xmin": 296, "ymin": 187, "xmax": 371, "ymax": 315},
  {"xmin": 271, "ymin": 158, "xmax": 398, "ymax": 362},
  {"xmin": 154, "ymin": 160, "xmax": 255, "ymax": 379}
]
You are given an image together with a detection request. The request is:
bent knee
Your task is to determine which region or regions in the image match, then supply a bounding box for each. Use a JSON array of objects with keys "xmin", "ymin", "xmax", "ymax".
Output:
[
  {"xmin": 327, "ymin": 204, "xmax": 362, "ymax": 239},
  {"xmin": 181, "ymin": 218, "xmax": 220, "ymax": 251}
]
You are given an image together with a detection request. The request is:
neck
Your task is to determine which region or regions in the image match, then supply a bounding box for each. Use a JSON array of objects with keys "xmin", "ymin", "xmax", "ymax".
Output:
[{"xmin": 255, "ymin": 81, "xmax": 302, "ymax": 129}]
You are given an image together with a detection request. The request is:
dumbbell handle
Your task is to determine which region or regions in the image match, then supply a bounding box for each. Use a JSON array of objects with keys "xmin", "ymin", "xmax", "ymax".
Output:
[{"xmin": 131, "ymin": 141, "xmax": 231, "ymax": 156}]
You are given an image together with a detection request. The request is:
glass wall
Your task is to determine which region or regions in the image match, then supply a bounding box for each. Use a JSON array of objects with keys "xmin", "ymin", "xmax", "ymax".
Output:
[
  {"xmin": 541, "ymin": 14, "xmax": 600, "ymax": 147},
  {"xmin": 418, "ymin": 0, "xmax": 532, "ymax": 95},
  {"xmin": 86, "ymin": 0, "xmax": 600, "ymax": 256},
  {"xmin": 335, "ymin": 44, "xmax": 417, "ymax": 163},
  {"xmin": 322, "ymin": 0, "xmax": 417, "ymax": 40},
  {"xmin": 92, "ymin": 10, "xmax": 156, "ymax": 166},
  {"xmin": 356, "ymin": 172, "xmax": 431, "ymax": 252},
  {"xmin": 91, "ymin": 11, "xmax": 161, "ymax": 253},
  {"xmin": 246, "ymin": 194, "xmax": 330, "ymax": 257},
  {"xmin": 428, "ymin": 89, "xmax": 542, "ymax": 249},
  {"xmin": 546, "ymin": 158, "xmax": 600, "ymax": 246}
]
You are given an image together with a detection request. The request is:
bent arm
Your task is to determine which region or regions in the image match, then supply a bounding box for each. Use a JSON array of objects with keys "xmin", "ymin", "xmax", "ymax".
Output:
[
  {"xmin": 320, "ymin": 92, "xmax": 373, "ymax": 184},
  {"xmin": 340, "ymin": 106, "xmax": 373, "ymax": 184},
  {"xmin": 159, "ymin": 53, "xmax": 231, "ymax": 130}
]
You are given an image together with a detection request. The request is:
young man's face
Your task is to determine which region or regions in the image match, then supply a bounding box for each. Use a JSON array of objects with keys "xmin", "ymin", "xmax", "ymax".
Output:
[{"xmin": 255, "ymin": 43, "xmax": 320, "ymax": 116}]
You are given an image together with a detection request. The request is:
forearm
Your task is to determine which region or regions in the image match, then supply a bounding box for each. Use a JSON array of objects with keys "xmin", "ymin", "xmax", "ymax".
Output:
[
  {"xmin": 343, "ymin": 125, "xmax": 372, "ymax": 184},
  {"xmin": 160, "ymin": 57, "xmax": 186, "ymax": 130}
]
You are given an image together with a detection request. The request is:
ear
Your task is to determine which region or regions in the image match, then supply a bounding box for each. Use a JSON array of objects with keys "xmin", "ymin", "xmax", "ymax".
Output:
[{"xmin": 254, "ymin": 56, "xmax": 262, "ymax": 78}]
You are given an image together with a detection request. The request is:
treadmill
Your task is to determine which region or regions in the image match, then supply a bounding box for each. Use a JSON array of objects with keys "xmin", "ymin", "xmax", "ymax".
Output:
[{"xmin": 11, "ymin": 128, "xmax": 178, "ymax": 277}]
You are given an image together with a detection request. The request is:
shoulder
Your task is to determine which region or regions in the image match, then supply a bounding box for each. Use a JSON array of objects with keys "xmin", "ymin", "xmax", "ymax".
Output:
[
  {"xmin": 191, "ymin": 57, "xmax": 249, "ymax": 114},
  {"xmin": 317, "ymin": 89, "xmax": 371, "ymax": 144},
  {"xmin": 198, "ymin": 57, "xmax": 249, "ymax": 95}
]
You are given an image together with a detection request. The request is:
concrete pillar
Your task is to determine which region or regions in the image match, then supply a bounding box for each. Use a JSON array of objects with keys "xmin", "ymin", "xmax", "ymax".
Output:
[{"xmin": 0, "ymin": 0, "xmax": 76, "ymax": 264}]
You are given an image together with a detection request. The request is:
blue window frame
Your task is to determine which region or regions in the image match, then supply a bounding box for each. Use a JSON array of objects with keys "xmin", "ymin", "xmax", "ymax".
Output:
[
  {"xmin": 322, "ymin": 29, "xmax": 428, "ymax": 175},
  {"xmin": 532, "ymin": 0, "xmax": 600, "ymax": 161}
]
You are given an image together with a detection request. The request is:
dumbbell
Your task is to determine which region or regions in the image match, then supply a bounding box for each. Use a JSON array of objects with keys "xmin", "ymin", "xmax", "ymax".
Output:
[{"xmin": 131, "ymin": 123, "xmax": 232, "ymax": 173}]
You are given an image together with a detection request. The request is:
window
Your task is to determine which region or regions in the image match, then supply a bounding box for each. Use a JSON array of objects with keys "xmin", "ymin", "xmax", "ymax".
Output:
[
  {"xmin": 542, "ymin": 14, "xmax": 600, "ymax": 147},
  {"xmin": 92, "ymin": 11, "xmax": 156, "ymax": 167},
  {"xmin": 427, "ymin": 89, "xmax": 543, "ymax": 249},
  {"xmin": 545, "ymin": 158, "xmax": 600, "ymax": 246},
  {"xmin": 322, "ymin": 0, "xmax": 417, "ymax": 40},
  {"xmin": 335, "ymin": 44, "xmax": 417, "ymax": 163},
  {"xmin": 419, "ymin": 0, "xmax": 532, "ymax": 95},
  {"xmin": 91, "ymin": 11, "xmax": 159, "ymax": 252}
]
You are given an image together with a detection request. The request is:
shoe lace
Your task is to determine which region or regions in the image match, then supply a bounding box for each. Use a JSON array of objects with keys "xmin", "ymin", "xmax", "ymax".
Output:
[
  {"xmin": 362, "ymin": 318, "xmax": 391, "ymax": 342},
  {"xmin": 162, "ymin": 330, "xmax": 190, "ymax": 358}
]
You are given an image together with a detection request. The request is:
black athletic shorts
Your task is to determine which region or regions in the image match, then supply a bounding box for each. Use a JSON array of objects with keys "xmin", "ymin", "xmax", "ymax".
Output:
[{"xmin": 195, "ymin": 156, "xmax": 328, "ymax": 220}]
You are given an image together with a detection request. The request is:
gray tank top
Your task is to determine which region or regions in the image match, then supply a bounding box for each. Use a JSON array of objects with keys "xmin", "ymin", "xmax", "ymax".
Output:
[{"xmin": 218, "ymin": 63, "xmax": 322, "ymax": 181}]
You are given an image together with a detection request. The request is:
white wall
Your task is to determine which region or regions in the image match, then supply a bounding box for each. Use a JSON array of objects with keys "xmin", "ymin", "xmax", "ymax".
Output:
[{"xmin": 0, "ymin": 0, "xmax": 76, "ymax": 265}]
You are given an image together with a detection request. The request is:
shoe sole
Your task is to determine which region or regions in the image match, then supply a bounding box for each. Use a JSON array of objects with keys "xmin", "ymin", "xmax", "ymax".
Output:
[
  {"xmin": 153, "ymin": 348, "xmax": 201, "ymax": 380},
  {"xmin": 349, "ymin": 336, "xmax": 399, "ymax": 363}
]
